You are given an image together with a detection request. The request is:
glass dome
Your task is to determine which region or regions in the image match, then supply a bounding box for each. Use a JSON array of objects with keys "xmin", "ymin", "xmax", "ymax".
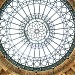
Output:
[{"xmin": 0, "ymin": 0, "xmax": 75, "ymax": 71}]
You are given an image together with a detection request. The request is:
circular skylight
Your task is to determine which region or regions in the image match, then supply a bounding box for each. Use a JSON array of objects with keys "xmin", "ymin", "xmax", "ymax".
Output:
[{"xmin": 0, "ymin": 0, "xmax": 75, "ymax": 71}]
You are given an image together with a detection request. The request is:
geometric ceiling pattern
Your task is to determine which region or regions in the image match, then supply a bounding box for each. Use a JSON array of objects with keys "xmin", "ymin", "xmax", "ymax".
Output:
[{"xmin": 0, "ymin": 0, "xmax": 75, "ymax": 75}]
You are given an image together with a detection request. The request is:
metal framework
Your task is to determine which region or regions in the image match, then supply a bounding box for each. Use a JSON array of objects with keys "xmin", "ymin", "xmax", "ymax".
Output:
[{"xmin": 0, "ymin": 0, "xmax": 75, "ymax": 71}]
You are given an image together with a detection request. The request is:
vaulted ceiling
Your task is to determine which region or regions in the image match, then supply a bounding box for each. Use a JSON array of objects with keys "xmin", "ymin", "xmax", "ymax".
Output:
[{"xmin": 0, "ymin": 0, "xmax": 75, "ymax": 75}]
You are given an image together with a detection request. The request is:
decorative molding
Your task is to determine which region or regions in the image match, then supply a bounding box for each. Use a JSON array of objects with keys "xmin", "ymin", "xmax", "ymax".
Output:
[{"xmin": 0, "ymin": 48, "xmax": 75, "ymax": 75}]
